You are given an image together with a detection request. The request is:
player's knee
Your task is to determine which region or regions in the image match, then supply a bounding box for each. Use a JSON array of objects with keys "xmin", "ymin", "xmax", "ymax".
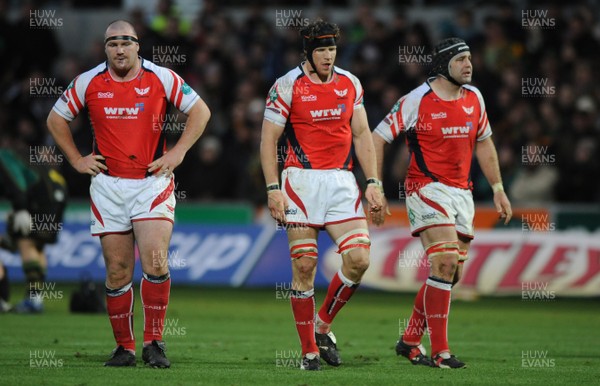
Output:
[
  {"xmin": 293, "ymin": 256, "xmax": 318, "ymax": 277},
  {"xmin": 436, "ymin": 254, "xmax": 458, "ymax": 276},
  {"xmin": 344, "ymin": 249, "xmax": 370, "ymax": 275},
  {"xmin": 145, "ymin": 264, "xmax": 168, "ymax": 278},
  {"xmin": 105, "ymin": 261, "xmax": 132, "ymax": 287},
  {"xmin": 426, "ymin": 240, "xmax": 459, "ymax": 279},
  {"xmin": 289, "ymin": 237, "xmax": 318, "ymax": 279},
  {"xmin": 106, "ymin": 271, "xmax": 132, "ymax": 288}
]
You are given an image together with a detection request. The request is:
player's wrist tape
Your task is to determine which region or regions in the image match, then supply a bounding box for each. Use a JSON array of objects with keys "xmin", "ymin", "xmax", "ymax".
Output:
[
  {"xmin": 492, "ymin": 182, "xmax": 504, "ymax": 193},
  {"xmin": 366, "ymin": 178, "xmax": 384, "ymax": 193},
  {"xmin": 366, "ymin": 178, "xmax": 382, "ymax": 187},
  {"xmin": 266, "ymin": 183, "xmax": 280, "ymax": 192}
]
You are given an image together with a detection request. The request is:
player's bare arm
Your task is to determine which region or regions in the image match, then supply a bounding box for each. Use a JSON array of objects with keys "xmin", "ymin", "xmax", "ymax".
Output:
[
  {"xmin": 371, "ymin": 132, "xmax": 391, "ymax": 226},
  {"xmin": 46, "ymin": 110, "xmax": 107, "ymax": 176},
  {"xmin": 148, "ymin": 98, "xmax": 211, "ymax": 175},
  {"xmin": 350, "ymin": 107, "xmax": 383, "ymax": 216},
  {"xmin": 475, "ymin": 136, "xmax": 512, "ymax": 224},
  {"xmin": 260, "ymin": 119, "xmax": 288, "ymax": 223}
]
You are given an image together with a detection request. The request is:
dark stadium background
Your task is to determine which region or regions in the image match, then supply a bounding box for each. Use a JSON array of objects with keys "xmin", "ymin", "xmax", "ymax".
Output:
[{"xmin": 4, "ymin": 0, "xmax": 599, "ymax": 204}]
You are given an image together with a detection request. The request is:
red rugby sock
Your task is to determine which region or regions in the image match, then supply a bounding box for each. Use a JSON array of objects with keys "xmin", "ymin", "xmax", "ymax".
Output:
[
  {"xmin": 402, "ymin": 282, "xmax": 427, "ymax": 346},
  {"xmin": 290, "ymin": 289, "xmax": 319, "ymax": 355},
  {"xmin": 141, "ymin": 273, "xmax": 171, "ymax": 345},
  {"xmin": 317, "ymin": 270, "xmax": 358, "ymax": 331},
  {"xmin": 106, "ymin": 283, "xmax": 135, "ymax": 352},
  {"xmin": 424, "ymin": 277, "xmax": 452, "ymax": 357}
]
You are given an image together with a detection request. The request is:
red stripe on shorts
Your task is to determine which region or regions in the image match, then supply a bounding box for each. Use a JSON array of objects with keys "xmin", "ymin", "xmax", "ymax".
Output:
[
  {"xmin": 284, "ymin": 178, "xmax": 308, "ymax": 219},
  {"xmin": 149, "ymin": 178, "xmax": 175, "ymax": 212},
  {"xmin": 417, "ymin": 190, "xmax": 449, "ymax": 218},
  {"xmin": 91, "ymin": 198, "xmax": 104, "ymax": 227}
]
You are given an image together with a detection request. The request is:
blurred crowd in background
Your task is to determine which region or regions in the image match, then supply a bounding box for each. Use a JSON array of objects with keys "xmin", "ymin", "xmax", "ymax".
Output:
[{"xmin": 1, "ymin": 0, "xmax": 599, "ymax": 206}]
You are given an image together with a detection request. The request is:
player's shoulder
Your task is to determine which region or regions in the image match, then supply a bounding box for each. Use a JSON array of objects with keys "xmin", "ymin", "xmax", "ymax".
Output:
[
  {"xmin": 333, "ymin": 66, "xmax": 354, "ymax": 79},
  {"xmin": 141, "ymin": 58, "xmax": 177, "ymax": 78},
  {"xmin": 275, "ymin": 66, "xmax": 304, "ymax": 86},
  {"xmin": 407, "ymin": 82, "xmax": 432, "ymax": 100},
  {"xmin": 75, "ymin": 62, "xmax": 108, "ymax": 86},
  {"xmin": 333, "ymin": 66, "xmax": 361, "ymax": 84},
  {"xmin": 398, "ymin": 82, "xmax": 431, "ymax": 113},
  {"xmin": 462, "ymin": 84, "xmax": 484, "ymax": 100}
]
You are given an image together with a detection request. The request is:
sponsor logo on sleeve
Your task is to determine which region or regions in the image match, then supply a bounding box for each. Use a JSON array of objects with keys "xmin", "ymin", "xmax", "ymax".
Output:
[{"xmin": 181, "ymin": 83, "xmax": 192, "ymax": 95}]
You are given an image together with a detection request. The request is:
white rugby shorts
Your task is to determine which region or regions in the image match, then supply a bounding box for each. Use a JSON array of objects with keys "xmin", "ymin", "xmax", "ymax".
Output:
[
  {"xmin": 405, "ymin": 181, "xmax": 475, "ymax": 239},
  {"xmin": 90, "ymin": 173, "xmax": 175, "ymax": 236},
  {"xmin": 281, "ymin": 167, "xmax": 366, "ymax": 227}
]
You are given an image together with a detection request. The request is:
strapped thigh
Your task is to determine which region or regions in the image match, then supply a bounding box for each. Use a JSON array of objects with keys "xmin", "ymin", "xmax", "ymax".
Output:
[
  {"xmin": 425, "ymin": 240, "xmax": 459, "ymax": 259},
  {"xmin": 335, "ymin": 228, "xmax": 370, "ymax": 255},
  {"xmin": 458, "ymin": 249, "xmax": 468, "ymax": 263},
  {"xmin": 289, "ymin": 238, "xmax": 318, "ymax": 259}
]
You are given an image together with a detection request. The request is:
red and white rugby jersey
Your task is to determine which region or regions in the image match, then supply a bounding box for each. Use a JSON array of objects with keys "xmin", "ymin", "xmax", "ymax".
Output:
[
  {"xmin": 52, "ymin": 58, "xmax": 200, "ymax": 179},
  {"xmin": 374, "ymin": 81, "xmax": 492, "ymax": 192},
  {"xmin": 263, "ymin": 63, "xmax": 364, "ymax": 170}
]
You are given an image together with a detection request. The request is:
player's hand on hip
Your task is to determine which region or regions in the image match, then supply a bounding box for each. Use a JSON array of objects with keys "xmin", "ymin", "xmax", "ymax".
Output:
[
  {"xmin": 267, "ymin": 190, "xmax": 288, "ymax": 224},
  {"xmin": 494, "ymin": 191, "xmax": 513, "ymax": 225},
  {"xmin": 148, "ymin": 150, "xmax": 184, "ymax": 176},
  {"xmin": 74, "ymin": 154, "xmax": 107, "ymax": 176}
]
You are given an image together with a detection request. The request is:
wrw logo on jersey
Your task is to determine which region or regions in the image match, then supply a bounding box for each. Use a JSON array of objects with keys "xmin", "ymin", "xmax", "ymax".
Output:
[
  {"xmin": 441, "ymin": 122, "xmax": 472, "ymax": 138},
  {"xmin": 104, "ymin": 103, "xmax": 144, "ymax": 119},
  {"xmin": 310, "ymin": 104, "xmax": 345, "ymax": 121}
]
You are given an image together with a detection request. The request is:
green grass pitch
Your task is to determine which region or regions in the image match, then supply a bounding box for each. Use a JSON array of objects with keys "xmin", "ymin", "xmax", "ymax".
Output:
[{"xmin": 1, "ymin": 285, "xmax": 599, "ymax": 385}]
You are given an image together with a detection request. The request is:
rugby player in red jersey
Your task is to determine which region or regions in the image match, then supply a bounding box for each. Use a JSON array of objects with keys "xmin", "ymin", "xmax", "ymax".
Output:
[
  {"xmin": 373, "ymin": 38, "xmax": 512, "ymax": 368},
  {"xmin": 260, "ymin": 19, "xmax": 383, "ymax": 370},
  {"xmin": 47, "ymin": 20, "xmax": 210, "ymax": 368}
]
